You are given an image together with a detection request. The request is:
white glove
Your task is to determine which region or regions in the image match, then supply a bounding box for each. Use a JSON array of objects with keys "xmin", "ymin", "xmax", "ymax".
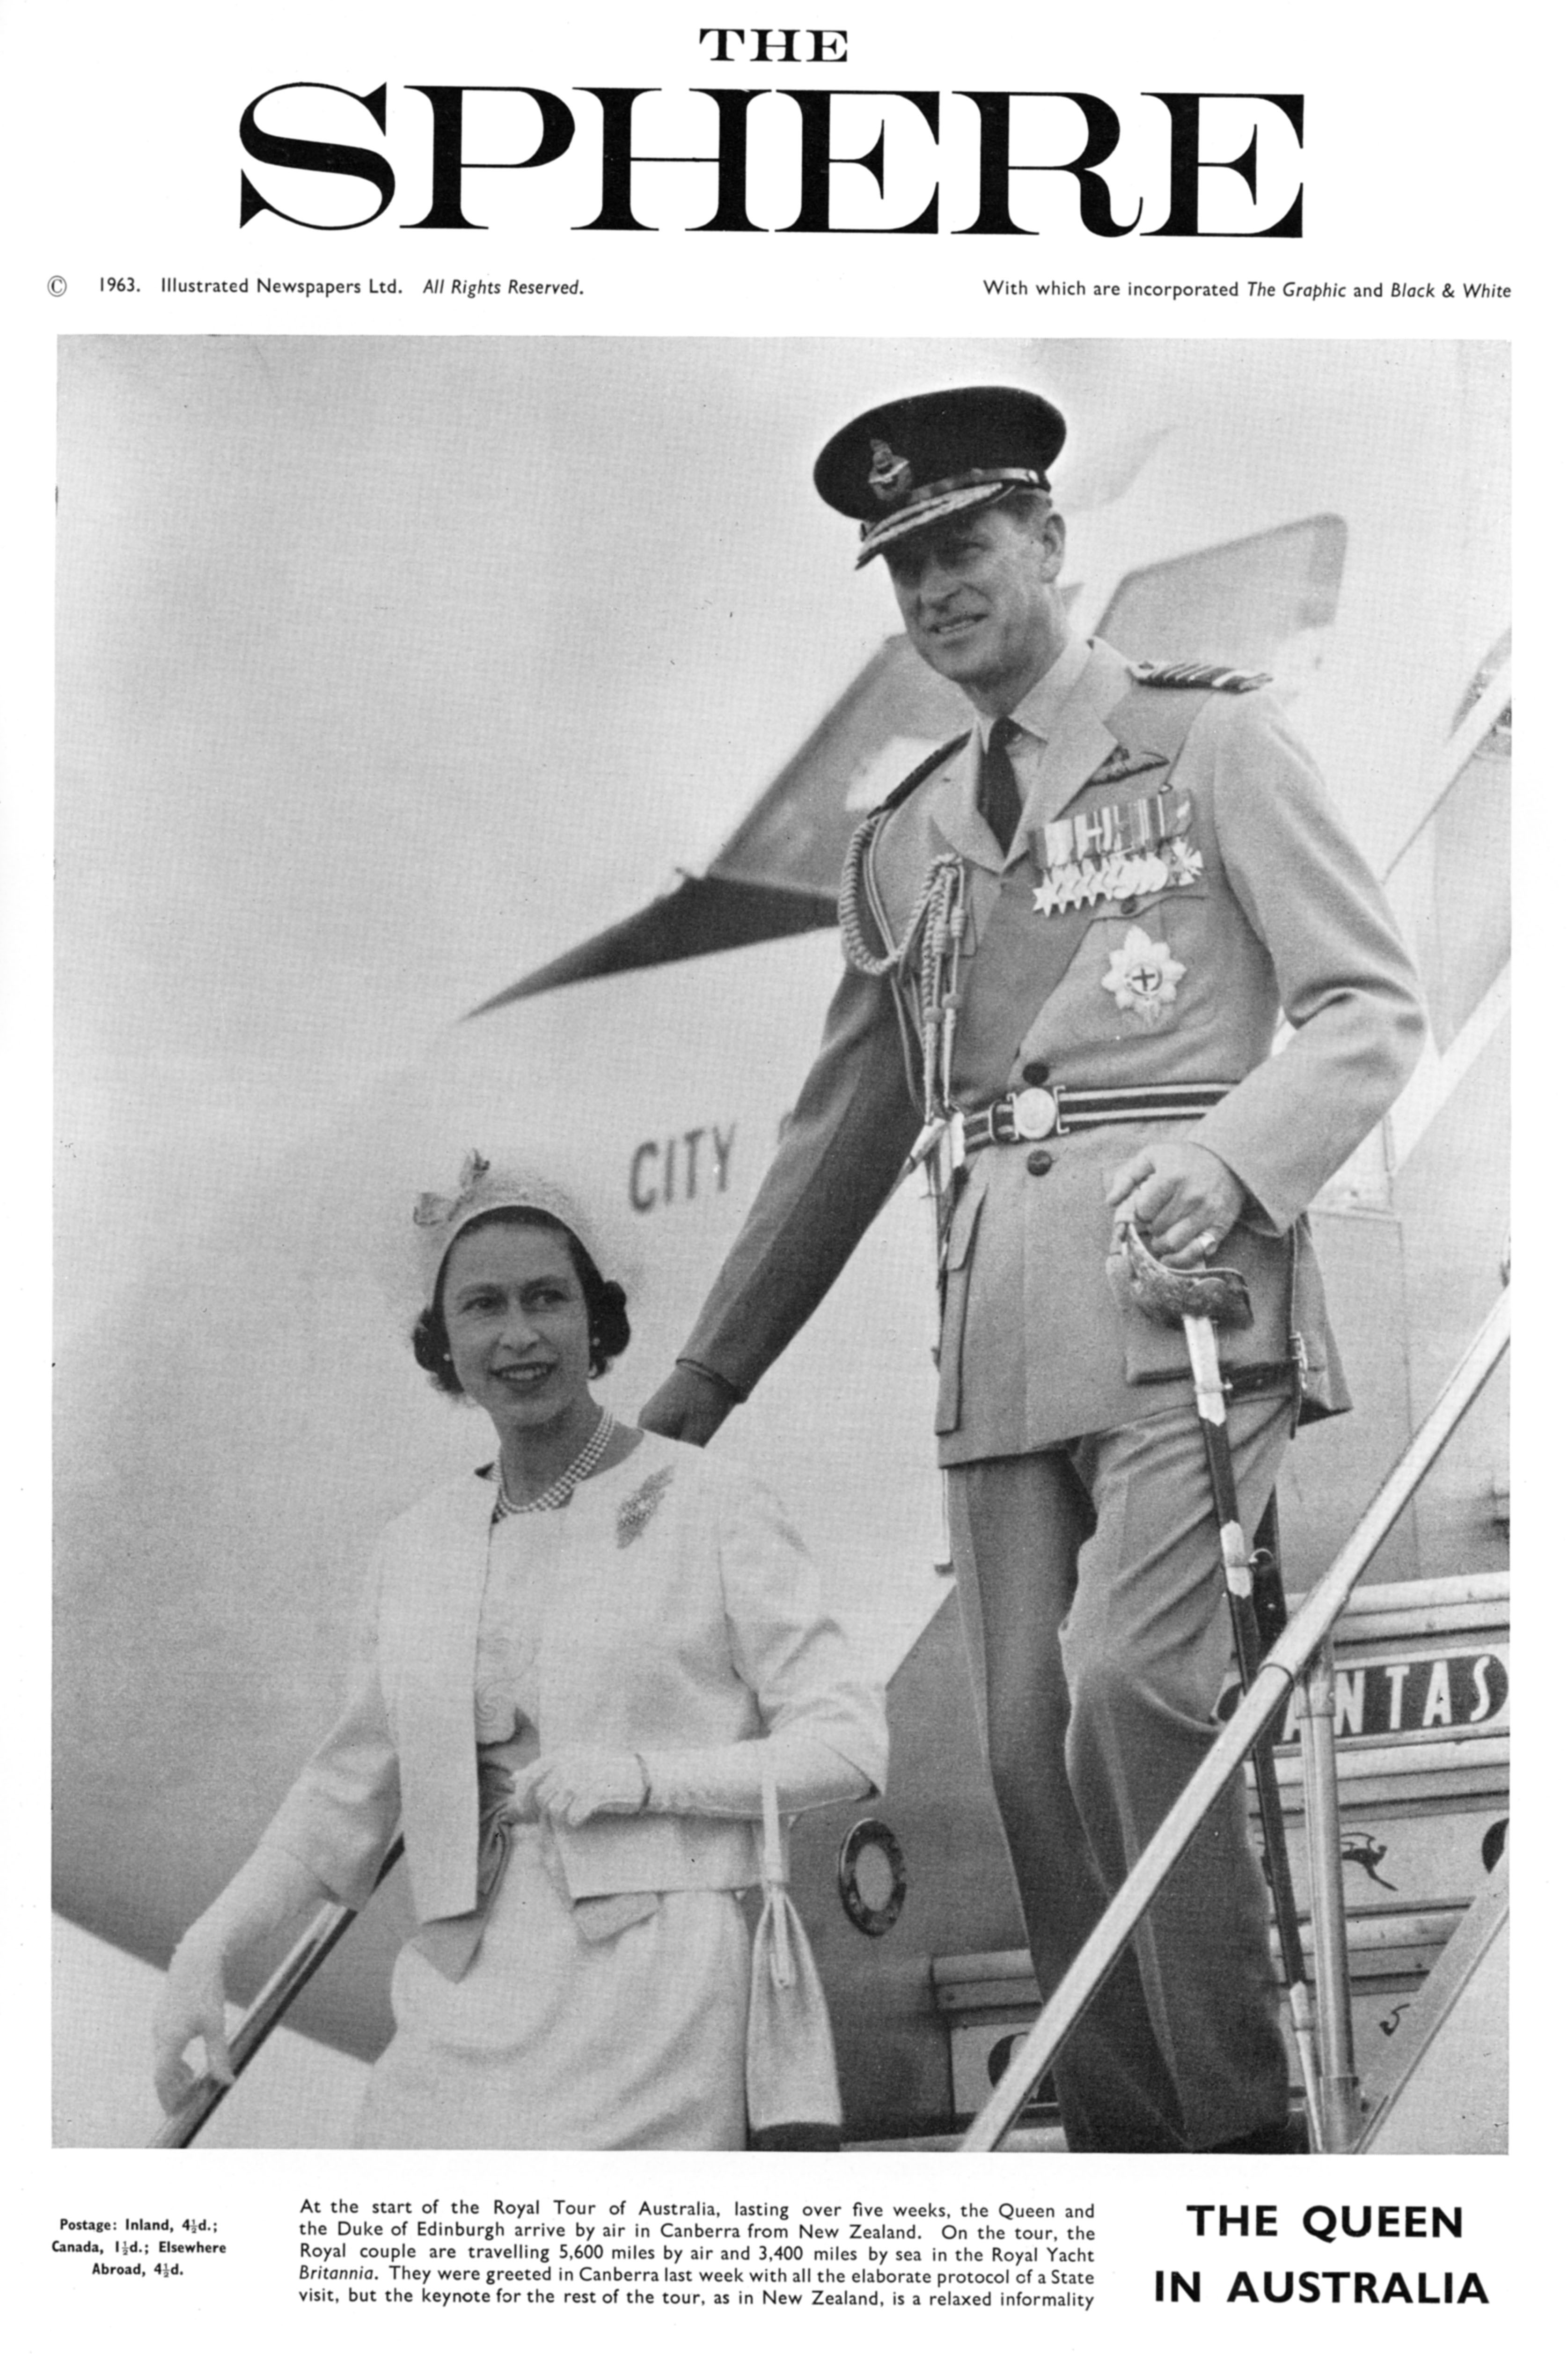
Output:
[
  {"xmin": 642, "ymin": 1733, "xmax": 871, "ymax": 1819},
  {"xmin": 153, "ymin": 1929, "xmax": 234, "ymax": 2114},
  {"xmin": 152, "ymin": 1843, "xmax": 335, "ymax": 2114},
  {"xmin": 511, "ymin": 1748, "xmax": 650, "ymax": 1828}
]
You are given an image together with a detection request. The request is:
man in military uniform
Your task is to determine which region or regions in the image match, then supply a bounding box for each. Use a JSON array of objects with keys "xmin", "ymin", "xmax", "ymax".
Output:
[{"xmin": 641, "ymin": 387, "xmax": 1426, "ymax": 2152}]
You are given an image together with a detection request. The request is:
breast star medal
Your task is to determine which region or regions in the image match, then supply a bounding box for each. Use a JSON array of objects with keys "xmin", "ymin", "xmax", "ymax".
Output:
[{"xmin": 1101, "ymin": 926, "xmax": 1186, "ymax": 1027}]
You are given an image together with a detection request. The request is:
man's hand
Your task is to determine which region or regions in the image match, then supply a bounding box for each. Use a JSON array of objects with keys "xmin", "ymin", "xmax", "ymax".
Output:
[
  {"xmin": 639, "ymin": 1363, "xmax": 735, "ymax": 1447},
  {"xmin": 1105, "ymin": 1140, "xmax": 1246, "ymax": 1269}
]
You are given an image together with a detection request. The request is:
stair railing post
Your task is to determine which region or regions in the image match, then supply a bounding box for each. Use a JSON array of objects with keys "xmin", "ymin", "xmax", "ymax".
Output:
[{"xmin": 1300, "ymin": 1634, "xmax": 1362, "ymax": 2149}]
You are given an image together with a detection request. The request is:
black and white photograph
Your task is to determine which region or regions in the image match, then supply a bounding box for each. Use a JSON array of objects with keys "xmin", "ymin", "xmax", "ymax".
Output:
[
  {"xmin": 8, "ymin": 1, "xmax": 1544, "ymax": 2337},
  {"xmin": 52, "ymin": 335, "xmax": 1509, "ymax": 2159}
]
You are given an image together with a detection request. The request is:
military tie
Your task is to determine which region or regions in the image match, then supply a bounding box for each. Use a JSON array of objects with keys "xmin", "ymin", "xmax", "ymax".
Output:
[{"xmin": 979, "ymin": 715, "xmax": 1023, "ymax": 852}]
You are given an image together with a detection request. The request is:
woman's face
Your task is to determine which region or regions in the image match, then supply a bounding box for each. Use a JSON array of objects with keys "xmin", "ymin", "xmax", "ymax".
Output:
[{"xmin": 439, "ymin": 1220, "xmax": 595, "ymax": 1441}]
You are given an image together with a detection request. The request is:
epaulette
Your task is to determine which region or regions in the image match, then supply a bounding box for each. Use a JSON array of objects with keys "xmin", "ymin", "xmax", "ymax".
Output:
[
  {"xmin": 870, "ymin": 730, "xmax": 969, "ymax": 817},
  {"xmin": 1132, "ymin": 660, "xmax": 1272, "ymax": 693}
]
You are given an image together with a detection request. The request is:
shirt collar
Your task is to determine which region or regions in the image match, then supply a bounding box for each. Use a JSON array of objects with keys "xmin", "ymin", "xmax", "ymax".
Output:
[{"xmin": 976, "ymin": 634, "xmax": 1093, "ymax": 748}]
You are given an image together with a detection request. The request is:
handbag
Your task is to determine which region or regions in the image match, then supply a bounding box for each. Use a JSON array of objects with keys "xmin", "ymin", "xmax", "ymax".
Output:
[{"xmin": 746, "ymin": 1757, "xmax": 844, "ymax": 2151}]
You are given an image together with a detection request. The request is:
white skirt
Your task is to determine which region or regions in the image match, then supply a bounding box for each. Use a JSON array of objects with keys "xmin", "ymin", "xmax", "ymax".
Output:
[{"xmin": 353, "ymin": 1823, "xmax": 750, "ymax": 2149}]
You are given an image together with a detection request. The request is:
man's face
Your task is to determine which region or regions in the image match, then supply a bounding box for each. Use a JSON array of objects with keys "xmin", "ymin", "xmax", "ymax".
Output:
[{"xmin": 884, "ymin": 502, "xmax": 1067, "ymax": 714}]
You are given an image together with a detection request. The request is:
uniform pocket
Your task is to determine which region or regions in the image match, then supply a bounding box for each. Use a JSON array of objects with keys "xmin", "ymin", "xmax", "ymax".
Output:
[
  {"xmin": 1079, "ymin": 878, "xmax": 1211, "ymax": 970},
  {"xmin": 1106, "ymin": 873, "xmax": 1211, "ymax": 924},
  {"xmin": 1104, "ymin": 1241, "xmax": 1194, "ymax": 1387}
]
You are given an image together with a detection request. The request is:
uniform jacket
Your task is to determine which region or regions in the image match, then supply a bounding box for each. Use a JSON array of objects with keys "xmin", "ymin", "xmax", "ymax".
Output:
[
  {"xmin": 683, "ymin": 636, "xmax": 1427, "ymax": 1461},
  {"xmin": 259, "ymin": 1436, "xmax": 887, "ymax": 1925}
]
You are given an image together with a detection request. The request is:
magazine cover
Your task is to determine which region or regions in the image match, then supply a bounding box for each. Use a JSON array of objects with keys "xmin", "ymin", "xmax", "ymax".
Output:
[{"xmin": 8, "ymin": 0, "xmax": 1541, "ymax": 2340}]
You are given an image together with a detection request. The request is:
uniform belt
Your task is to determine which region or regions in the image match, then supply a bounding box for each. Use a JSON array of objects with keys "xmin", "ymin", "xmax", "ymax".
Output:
[{"xmin": 962, "ymin": 1081, "xmax": 1233, "ymax": 1151}]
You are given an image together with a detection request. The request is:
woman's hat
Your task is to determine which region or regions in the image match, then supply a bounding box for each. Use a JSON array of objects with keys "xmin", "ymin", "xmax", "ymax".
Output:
[{"xmin": 403, "ymin": 1149, "xmax": 631, "ymax": 1320}]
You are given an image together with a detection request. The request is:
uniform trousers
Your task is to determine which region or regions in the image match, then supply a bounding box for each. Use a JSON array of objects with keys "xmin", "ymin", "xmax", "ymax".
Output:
[{"xmin": 947, "ymin": 1392, "xmax": 1293, "ymax": 2152}]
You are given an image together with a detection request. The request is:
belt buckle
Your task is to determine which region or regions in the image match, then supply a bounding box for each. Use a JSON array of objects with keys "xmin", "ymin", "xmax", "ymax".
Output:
[{"xmin": 1011, "ymin": 1085, "xmax": 1058, "ymax": 1141}]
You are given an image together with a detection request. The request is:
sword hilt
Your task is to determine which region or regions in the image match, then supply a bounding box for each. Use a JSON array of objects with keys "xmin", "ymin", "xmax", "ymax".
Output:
[{"xmin": 1115, "ymin": 1216, "xmax": 1253, "ymax": 1331}]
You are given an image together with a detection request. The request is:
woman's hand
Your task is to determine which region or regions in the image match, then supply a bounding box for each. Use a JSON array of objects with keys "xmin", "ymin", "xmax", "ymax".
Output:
[
  {"xmin": 511, "ymin": 1749, "xmax": 649, "ymax": 1828},
  {"xmin": 150, "ymin": 1848, "xmax": 335, "ymax": 2113},
  {"xmin": 152, "ymin": 1932, "xmax": 235, "ymax": 2115}
]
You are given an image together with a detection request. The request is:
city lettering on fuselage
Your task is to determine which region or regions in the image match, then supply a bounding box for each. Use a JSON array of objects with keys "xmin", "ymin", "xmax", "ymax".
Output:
[{"xmin": 629, "ymin": 1123, "xmax": 738, "ymax": 1214}]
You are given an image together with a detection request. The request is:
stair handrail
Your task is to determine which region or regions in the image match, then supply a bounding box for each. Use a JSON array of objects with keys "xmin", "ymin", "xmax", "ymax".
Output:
[
  {"xmin": 960, "ymin": 1286, "xmax": 1510, "ymax": 2153},
  {"xmin": 149, "ymin": 1840, "xmax": 405, "ymax": 2149}
]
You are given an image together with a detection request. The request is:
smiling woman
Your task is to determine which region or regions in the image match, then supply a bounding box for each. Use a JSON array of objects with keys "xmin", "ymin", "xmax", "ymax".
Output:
[
  {"xmin": 151, "ymin": 1151, "xmax": 887, "ymax": 2149},
  {"xmin": 416, "ymin": 1211, "xmax": 632, "ymax": 1507}
]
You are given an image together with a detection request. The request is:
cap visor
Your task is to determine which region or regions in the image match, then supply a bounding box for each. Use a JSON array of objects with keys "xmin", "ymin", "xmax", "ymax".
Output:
[{"xmin": 855, "ymin": 479, "xmax": 1013, "ymax": 568}]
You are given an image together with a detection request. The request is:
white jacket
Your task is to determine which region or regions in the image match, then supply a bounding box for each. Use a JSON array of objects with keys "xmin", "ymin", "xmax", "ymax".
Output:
[{"xmin": 260, "ymin": 1434, "xmax": 887, "ymax": 1926}]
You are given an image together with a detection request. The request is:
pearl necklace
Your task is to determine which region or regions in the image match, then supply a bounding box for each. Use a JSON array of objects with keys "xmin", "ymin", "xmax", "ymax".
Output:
[{"xmin": 493, "ymin": 1405, "xmax": 616, "ymax": 1519}]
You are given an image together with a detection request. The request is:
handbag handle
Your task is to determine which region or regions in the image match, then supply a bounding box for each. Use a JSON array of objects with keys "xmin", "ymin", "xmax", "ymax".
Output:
[
  {"xmin": 759, "ymin": 1751, "xmax": 785, "ymax": 1888},
  {"xmin": 756, "ymin": 1753, "xmax": 796, "ymax": 1989}
]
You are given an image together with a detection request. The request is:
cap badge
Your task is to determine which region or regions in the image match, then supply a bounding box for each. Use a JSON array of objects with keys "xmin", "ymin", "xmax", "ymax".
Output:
[{"xmin": 867, "ymin": 437, "xmax": 914, "ymax": 507}]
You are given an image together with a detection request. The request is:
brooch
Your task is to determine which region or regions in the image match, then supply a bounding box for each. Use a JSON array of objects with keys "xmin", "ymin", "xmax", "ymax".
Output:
[
  {"xmin": 616, "ymin": 1464, "xmax": 676, "ymax": 1550},
  {"xmin": 1102, "ymin": 926, "xmax": 1187, "ymax": 1028}
]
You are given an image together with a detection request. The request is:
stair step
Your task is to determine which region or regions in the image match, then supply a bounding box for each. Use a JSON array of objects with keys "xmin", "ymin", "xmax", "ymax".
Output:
[{"xmin": 851, "ymin": 2125, "xmax": 1067, "ymax": 2154}]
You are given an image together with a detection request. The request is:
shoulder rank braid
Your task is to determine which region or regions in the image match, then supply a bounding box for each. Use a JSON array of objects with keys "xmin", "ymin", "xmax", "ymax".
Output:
[{"xmin": 1133, "ymin": 660, "xmax": 1271, "ymax": 693}]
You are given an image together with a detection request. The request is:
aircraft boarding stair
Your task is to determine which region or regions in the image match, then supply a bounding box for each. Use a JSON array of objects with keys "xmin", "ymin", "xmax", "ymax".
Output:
[
  {"xmin": 1353, "ymin": 1854, "xmax": 1507, "ymax": 2154},
  {"xmin": 930, "ymin": 1569, "xmax": 1508, "ymax": 2149}
]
